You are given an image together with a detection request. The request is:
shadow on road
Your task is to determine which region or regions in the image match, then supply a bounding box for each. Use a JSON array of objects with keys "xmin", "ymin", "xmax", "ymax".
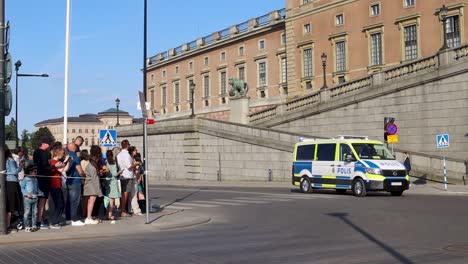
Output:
[
  {"xmin": 146, "ymin": 190, "xmax": 201, "ymax": 224},
  {"xmin": 327, "ymin": 212, "xmax": 414, "ymax": 264}
]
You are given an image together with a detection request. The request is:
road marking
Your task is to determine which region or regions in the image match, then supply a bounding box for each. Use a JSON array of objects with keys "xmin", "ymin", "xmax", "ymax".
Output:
[
  {"xmin": 262, "ymin": 194, "xmax": 336, "ymax": 199},
  {"xmin": 163, "ymin": 205, "xmax": 193, "ymax": 210},
  {"xmin": 234, "ymin": 197, "xmax": 291, "ymax": 202},
  {"xmin": 218, "ymin": 199, "xmax": 269, "ymax": 204},
  {"xmin": 190, "ymin": 200, "xmax": 245, "ymax": 206},
  {"xmin": 173, "ymin": 202, "xmax": 219, "ymax": 208},
  {"xmin": 150, "ymin": 187, "xmax": 318, "ymax": 197}
]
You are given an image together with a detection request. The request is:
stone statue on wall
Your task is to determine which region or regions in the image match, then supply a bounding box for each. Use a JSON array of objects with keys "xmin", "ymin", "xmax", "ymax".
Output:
[{"xmin": 228, "ymin": 78, "xmax": 249, "ymax": 98}]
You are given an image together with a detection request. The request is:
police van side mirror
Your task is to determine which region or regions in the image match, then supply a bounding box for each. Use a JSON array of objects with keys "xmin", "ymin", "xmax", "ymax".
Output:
[{"xmin": 345, "ymin": 154, "xmax": 356, "ymax": 162}]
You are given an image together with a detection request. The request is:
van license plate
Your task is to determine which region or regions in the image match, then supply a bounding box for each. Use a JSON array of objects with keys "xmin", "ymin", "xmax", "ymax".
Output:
[{"xmin": 391, "ymin": 182, "xmax": 402, "ymax": 186}]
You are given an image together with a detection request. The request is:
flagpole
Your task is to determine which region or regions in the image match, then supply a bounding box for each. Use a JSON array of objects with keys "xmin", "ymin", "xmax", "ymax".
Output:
[{"xmin": 63, "ymin": 0, "xmax": 71, "ymax": 143}]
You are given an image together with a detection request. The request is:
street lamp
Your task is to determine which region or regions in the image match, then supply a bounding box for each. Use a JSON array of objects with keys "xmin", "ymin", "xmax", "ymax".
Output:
[
  {"xmin": 115, "ymin": 97, "xmax": 120, "ymax": 126},
  {"xmin": 189, "ymin": 80, "xmax": 195, "ymax": 118},
  {"xmin": 439, "ymin": 5, "xmax": 449, "ymax": 51},
  {"xmin": 15, "ymin": 60, "xmax": 49, "ymax": 148},
  {"xmin": 321, "ymin": 52, "xmax": 328, "ymax": 89}
]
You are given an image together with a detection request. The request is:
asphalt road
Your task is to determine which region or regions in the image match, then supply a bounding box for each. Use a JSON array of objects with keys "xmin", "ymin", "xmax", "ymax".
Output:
[{"xmin": 1, "ymin": 185, "xmax": 468, "ymax": 264}]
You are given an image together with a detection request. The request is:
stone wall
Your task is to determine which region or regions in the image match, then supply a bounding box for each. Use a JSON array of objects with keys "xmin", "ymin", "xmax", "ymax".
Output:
[{"xmin": 118, "ymin": 118, "xmax": 301, "ymax": 182}]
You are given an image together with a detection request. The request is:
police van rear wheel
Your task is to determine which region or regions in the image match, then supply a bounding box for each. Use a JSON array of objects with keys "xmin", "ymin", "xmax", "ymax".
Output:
[
  {"xmin": 391, "ymin": 191, "xmax": 403, "ymax": 196},
  {"xmin": 352, "ymin": 178, "xmax": 367, "ymax": 197},
  {"xmin": 300, "ymin": 177, "xmax": 312, "ymax": 193}
]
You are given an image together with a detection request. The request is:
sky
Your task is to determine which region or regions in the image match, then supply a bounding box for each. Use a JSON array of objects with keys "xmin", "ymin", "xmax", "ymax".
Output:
[{"xmin": 7, "ymin": 0, "xmax": 286, "ymax": 134}]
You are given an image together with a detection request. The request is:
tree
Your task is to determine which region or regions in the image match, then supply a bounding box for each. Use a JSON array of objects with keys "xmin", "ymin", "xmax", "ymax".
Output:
[
  {"xmin": 21, "ymin": 129, "xmax": 33, "ymax": 156},
  {"xmin": 31, "ymin": 127, "xmax": 55, "ymax": 149},
  {"xmin": 4, "ymin": 118, "xmax": 17, "ymax": 141}
]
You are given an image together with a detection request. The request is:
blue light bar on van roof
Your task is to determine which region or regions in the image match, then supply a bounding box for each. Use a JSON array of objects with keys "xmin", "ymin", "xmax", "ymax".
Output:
[{"xmin": 336, "ymin": 135, "xmax": 369, "ymax": 140}]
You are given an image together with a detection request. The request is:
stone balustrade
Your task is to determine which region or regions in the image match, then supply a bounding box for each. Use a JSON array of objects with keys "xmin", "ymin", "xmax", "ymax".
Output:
[
  {"xmin": 455, "ymin": 43, "xmax": 468, "ymax": 60},
  {"xmin": 248, "ymin": 106, "xmax": 278, "ymax": 123},
  {"xmin": 249, "ymin": 48, "xmax": 463, "ymax": 124},
  {"xmin": 148, "ymin": 8, "xmax": 286, "ymax": 65},
  {"xmin": 329, "ymin": 76, "xmax": 372, "ymax": 98},
  {"xmin": 286, "ymin": 92, "xmax": 320, "ymax": 111},
  {"xmin": 384, "ymin": 55, "xmax": 438, "ymax": 81}
]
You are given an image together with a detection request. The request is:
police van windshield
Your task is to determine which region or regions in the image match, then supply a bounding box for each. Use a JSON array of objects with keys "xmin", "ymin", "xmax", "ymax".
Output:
[{"xmin": 352, "ymin": 143, "xmax": 395, "ymax": 160}]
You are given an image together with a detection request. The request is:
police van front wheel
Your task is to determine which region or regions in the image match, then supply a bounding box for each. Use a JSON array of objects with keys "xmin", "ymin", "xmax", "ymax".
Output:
[
  {"xmin": 300, "ymin": 177, "xmax": 312, "ymax": 193},
  {"xmin": 352, "ymin": 178, "xmax": 367, "ymax": 197}
]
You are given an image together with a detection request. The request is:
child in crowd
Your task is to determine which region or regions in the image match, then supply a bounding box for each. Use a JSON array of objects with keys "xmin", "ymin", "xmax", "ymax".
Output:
[{"xmin": 21, "ymin": 163, "xmax": 42, "ymax": 232}]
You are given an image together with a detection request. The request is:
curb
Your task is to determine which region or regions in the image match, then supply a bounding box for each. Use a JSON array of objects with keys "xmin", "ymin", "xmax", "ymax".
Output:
[{"xmin": 0, "ymin": 210, "xmax": 212, "ymax": 244}]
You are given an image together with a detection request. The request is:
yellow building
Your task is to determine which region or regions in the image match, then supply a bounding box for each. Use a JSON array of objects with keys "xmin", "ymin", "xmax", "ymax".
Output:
[
  {"xmin": 147, "ymin": 0, "xmax": 466, "ymax": 120},
  {"xmin": 35, "ymin": 108, "xmax": 134, "ymax": 151}
]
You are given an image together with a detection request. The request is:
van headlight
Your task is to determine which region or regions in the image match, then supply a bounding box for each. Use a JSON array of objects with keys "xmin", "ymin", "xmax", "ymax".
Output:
[{"xmin": 366, "ymin": 167, "xmax": 382, "ymax": 175}]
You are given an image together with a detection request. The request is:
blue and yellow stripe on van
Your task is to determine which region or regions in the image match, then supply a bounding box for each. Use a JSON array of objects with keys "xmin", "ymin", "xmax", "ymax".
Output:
[{"xmin": 309, "ymin": 175, "xmax": 352, "ymax": 189}]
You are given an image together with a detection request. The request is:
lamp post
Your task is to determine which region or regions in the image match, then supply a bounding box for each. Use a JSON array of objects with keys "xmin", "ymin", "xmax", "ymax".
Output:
[
  {"xmin": 321, "ymin": 52, "xmax": 328, "ymax": 89},
  {"xmin": 15, "ymin": 60, "xmax": 49, "ymax": 149},
  {"xmin": 115, "ymin": 97, "xmax": 120, "ymax": 126},
  {"xmin": 439, "ymin": 5, "xmax": 449, "ymax": 51},
  {"xmin": 189, "ymin": 80, "xmax": 195, "ymax": 118}
]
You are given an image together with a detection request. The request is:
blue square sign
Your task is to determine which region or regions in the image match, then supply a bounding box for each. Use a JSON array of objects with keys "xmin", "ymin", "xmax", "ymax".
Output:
[
  {"xmin": 436, "ymin": 134, "xmax": 449, "ymax": 149},
  {"xmin": 99, "ymin": 129, "xmax": 117, "ymax": 147}
]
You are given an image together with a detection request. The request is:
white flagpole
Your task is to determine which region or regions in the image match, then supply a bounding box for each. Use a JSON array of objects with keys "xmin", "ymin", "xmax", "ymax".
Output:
[{"xmin": 63, "ymin": 0, "xmax": 71, "ymax": 144}]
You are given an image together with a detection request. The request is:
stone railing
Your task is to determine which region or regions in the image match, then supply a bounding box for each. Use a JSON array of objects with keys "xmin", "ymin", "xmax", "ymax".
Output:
[
  {"xmin": 384, "ymin": 55, "xmax": 438, "ymax": 81},
  {"xmin": 248, "ymin": 48, "xmax": 463, "ymax": 124},
  {"xmin": 248, "ymin": 106, "xmax": 278, "ymax": 123},
  {"xmin": 455, "ymin": 43, "xmax": 468, "ymax": 60},
  {"xmin": 149, "ymin": 8, "xmax": 286, "ymax": 65},
  {"xmin": 286, "ymin": 91, "xmax": 320, "ymax": 111},
  {"xmin": 329, "ymin": 76, "xmax": 372, "ymax": 98}
]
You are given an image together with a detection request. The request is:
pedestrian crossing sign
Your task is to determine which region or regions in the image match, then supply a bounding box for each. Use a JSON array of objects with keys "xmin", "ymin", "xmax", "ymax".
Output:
[
  {"xmin": 436, "ymin": 134, "xmax": 449, "ymax": 149},
  {"xmin": 99, "ymin": 129, "xmax": 117, "ymax": 147}
]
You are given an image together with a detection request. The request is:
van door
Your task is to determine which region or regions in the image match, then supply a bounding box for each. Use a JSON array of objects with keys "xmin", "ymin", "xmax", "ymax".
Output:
[
  {"xmin": 335, "ymin": 143, "xmax": 355, "ymax": 189},
  {"xmin": 312, "ymin": 143, "xmax": 337, "ymax": 188}
]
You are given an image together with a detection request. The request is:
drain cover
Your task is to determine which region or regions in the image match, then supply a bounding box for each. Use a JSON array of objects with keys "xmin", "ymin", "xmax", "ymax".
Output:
[{"xmin": 444, "ymin": 245, "xmax": 468, "ymax": 253}]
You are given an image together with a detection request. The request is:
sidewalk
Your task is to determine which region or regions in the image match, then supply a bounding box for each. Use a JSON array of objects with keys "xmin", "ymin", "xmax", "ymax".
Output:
[{"xmin": 0, "ymin": 209, "xmax": 211, "ymax": 244}]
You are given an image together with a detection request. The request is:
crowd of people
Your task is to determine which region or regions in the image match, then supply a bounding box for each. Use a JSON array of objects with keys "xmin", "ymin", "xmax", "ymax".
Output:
[{"xmin": 5, "ymin": 136, "xmax": 146, "ymax": 234}]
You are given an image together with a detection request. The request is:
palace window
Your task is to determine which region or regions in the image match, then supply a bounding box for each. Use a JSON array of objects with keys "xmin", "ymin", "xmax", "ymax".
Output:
[
  {"xmin": 447, "ymin": 16, "xmax": 461, "ymax": 48},
  {"xmin": 281, "ymin": 57, "xmax": 287, "ymax": 83},
  {"xmin": 303, "ymin": 48, "xmax": 313, "ymax": 78},
  {"xmin": 404, "ymin": 25, "xmax": 418, "ymax": 60},
  {"xmin": 162, "ymin": 86, "xmax": 167, "ymax": 106},
  {"xmin": 404, "ymin": 0, "xmax": 415, "ymax": 7},
  {"xmin": 370, "ymin": 4, "xmax": 380, "ymax": 16},
  {"xmin": 258, "ymin": 61, "xmax": 267, "ymax": 87},
  {"xmin": 335, "ymin": 41, "xmax": 346, "ymax": 72},
  {"xmin": 336, "ymin": 14, "xmax": 344, "ymax": 26},
  {"xmin": 370, "ymin": 32, "xmax": 383, "ymax": 66},
  {"xmin": 220, "ymin": 71, "xmax": 227, "ymax": 95},
  {"xmin": 203, "ymin": 75, "xmax": 210, "ymax": 97}
]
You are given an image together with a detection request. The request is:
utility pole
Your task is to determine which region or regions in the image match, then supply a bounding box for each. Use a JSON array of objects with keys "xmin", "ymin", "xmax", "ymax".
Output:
[{"xmin": 0, "ymin": 0, "xmax": 7, "ymax": 234}]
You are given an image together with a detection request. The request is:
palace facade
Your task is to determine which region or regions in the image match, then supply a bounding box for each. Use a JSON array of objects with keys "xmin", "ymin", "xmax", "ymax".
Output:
[{"xmin": 147, "ymin": 0, "xmax": 466, "ymax": 121}]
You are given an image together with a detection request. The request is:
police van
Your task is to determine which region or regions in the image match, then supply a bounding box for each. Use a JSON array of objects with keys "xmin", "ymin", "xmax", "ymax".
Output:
[{"xmin": 292, "ymin": 136, "xmax": 409, "ymax": 197}]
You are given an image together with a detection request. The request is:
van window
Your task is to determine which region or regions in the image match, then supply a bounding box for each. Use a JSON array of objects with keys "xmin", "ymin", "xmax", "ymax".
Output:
[
  {"xmin": 316, "ymin": 144, "xmax": 336, "ymax": 161},
  {"xmin": 352, "ymin": 143, "xmax": 395, "ymax": 160},
  {"xmin": 340, "ymin": 144, "xmax": 353, "ymax": 161},
  {"xmin": 296, "ymin": 144, "xmax": 315, "ymax": 160}
]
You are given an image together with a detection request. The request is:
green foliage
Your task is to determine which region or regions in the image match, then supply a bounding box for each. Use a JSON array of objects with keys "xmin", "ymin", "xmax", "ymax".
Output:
[
  {"xmin": 21, "ymin": 129, "xmax": 33, "ymax": 156},
  {"xmin": 31, "ymin": 127, "xmax": 56, "ymax": 149},
  {"xmin": 5, "ymin": 118, "xmax": 17, "ymax": 140}
]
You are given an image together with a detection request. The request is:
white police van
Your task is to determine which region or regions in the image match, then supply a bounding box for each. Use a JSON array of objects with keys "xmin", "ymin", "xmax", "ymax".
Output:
[{"xmin": 292, "ymin": 136, "xmax": 409, "ymax": 197}]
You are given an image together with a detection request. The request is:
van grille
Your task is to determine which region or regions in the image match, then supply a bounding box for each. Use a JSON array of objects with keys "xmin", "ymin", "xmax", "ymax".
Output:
[{"xmin": 382, "ymin": 170, "xmax": 406, "ymax": 177}]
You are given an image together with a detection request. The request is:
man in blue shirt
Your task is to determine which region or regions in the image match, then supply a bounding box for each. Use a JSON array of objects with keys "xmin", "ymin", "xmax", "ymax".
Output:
[{"xmin": 65, "ymin": 142, "xmax": 86, "ymax": 226}]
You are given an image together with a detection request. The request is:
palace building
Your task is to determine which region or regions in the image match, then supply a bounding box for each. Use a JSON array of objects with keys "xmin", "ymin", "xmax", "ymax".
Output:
[
  {"xmin": 35, "ymin": 108, "xmax": 135, "ymax": 150},
  {"xmin": 146, "ymin": 0, "xmax": 466, "ymax": 121}
]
